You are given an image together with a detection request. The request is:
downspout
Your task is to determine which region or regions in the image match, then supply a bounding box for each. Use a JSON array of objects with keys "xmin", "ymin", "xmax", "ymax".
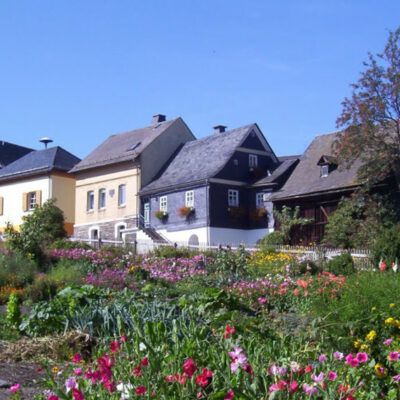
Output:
[{"xmin": 206, "ymin": 179, "xmax": 210, "ymax": 246}]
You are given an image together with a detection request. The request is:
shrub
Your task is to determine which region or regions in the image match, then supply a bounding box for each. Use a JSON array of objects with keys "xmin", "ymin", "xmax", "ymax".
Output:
[
  {"xmin": 294, "ymin": 259, "xmax": 320, "ymax": 275},
  {"xmin": 327, "ymin": 253, "xmax": 355, "ymax": 276},
  {"xmin": 371, "ymin": 224, "xmax": 400, "ymax": 266},
  {"xmin": 260, "ymin": 231, "xmax": 285, "ymax": 245},
  {"xmin": 0, "ymin": 251, "xmax": 36, "ymax": 288},
  {"xmin": 6, "ymin": 292, "xmax": 21, "ymax": 329},
  {"xmin": 22, "ymin": 275, "xmax": 60, "ymax": 303},
  {"xmin": 48, "ymin": 259, "xmax": 86, "ymax": 285},
  {"xmin": 213, "ymin": 246, "xmax": 249, "ymax": 276},
  {"xmin": 49, "ymin": 238, "xmax": 92, "ymax": 250}
]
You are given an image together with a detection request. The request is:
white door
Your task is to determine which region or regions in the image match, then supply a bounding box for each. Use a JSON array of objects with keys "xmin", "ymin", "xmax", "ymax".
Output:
[{"xmin": 144, "ymin": 203, "xmax": 150, "ymax": 227}]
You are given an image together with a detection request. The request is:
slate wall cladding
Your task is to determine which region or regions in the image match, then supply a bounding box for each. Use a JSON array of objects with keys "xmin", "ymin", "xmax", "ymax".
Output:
[
  {"xmin": 240, "ymin": 131, "xmax": 266, "ymax": 151},
  {"xmin": 146, "ymin": 185, "xmax": 208, "ymax": 231},
  {"xmin": 215, "ymin": 151, "xmax": 276, "ymax": 182},
  {"xmin": 73, "ymin": 217, "xmax": 138, "ymax": 240}
]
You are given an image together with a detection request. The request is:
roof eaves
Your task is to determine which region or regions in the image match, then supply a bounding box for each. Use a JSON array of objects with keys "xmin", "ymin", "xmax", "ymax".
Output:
[{"xmin": 139, "ymin": 178, "xmax": 208, "ymax": 196}]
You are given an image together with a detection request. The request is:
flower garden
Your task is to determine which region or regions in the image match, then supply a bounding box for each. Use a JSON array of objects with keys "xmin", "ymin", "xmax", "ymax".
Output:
[{"xmin": 1, "ymin": 243, "xmax": 400, "ymax": 399}]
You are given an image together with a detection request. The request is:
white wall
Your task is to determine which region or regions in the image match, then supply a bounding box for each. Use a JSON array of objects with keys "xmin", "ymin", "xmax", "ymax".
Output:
[
  {"xmin": 209, "ymin": 227, "xmax": 272, "ymax": 246},
  {"xmin": 156, "ymin": 227, "xmax": 209, "ymax": 245},
  {"xmin": 0, "ymin": 175, "xmax": 50, "ymax": 229}
]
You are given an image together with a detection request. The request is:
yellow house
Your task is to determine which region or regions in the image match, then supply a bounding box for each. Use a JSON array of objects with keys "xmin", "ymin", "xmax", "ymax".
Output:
[
  {"xmin": 70, "ymin": 114, "xmax": 195, "ymax": 241},
  {"xmin": 0, "ymin": 146, "xmax": 80, "ymax": 235}
]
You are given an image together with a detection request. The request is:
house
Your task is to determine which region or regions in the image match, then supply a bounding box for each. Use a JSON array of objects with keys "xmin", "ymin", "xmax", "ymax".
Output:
[
  {"xmin": 70, "ymin": 115, "xmax": 195, "ymax": 242},
  {"xmin": 0, "ymin": 141, "xmax": 33, "ymax": 168},
  {"xmin": 270, "ymin": 131, "xmax": 395, "ymax": 244},
  {"xmin": 139, "ymin": 124, "xmax": 296, "ymax": 246},
  {"xmin": 0, "ymin": 146, "xmax": 81, "ymax": 235}
]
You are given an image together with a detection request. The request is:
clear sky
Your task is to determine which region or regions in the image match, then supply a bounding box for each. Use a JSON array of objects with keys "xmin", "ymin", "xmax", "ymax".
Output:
[{"xmin": 1, "ymin": 1, "xmax": 399, "ymax": 159}]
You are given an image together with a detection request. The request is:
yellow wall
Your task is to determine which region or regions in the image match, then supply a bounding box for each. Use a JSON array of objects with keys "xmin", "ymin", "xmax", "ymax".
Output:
[
  {"xmin": 51, "ymin": 174, "xmax": 76, "ymax": 224},
  {"xmin": 74, "ymin": 162, "xmax": 140, "ymax": 226}
]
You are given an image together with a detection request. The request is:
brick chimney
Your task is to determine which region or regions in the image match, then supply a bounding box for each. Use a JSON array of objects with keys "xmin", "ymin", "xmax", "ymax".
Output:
[
  {"xmin": 213, "ymin": 125, "xmax": 227, "ymax": 134},
  {"xmin": 152, "ymin": 114, "xmax": 166, "ymax": 125}
]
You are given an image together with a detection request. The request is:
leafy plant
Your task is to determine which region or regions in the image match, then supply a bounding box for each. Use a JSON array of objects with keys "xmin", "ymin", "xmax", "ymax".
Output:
[
  {"xmin": 260, "ymin": 231, "xmax": 285, "ymax": 245},
  {"xmin": 154, "ymin": 210, "xmax": 168, "ymax": 221},
  {"xmin": 371, "ymin": 224, "xmax": 400, "ymax": 267},
  {"xmin": 327, "ymin": 253, "xmax": 355, "ymax": 276},
  {"xmin": 213, "ymin": 246, "xmax": 249, "ymax": 276},
  {"xmin": 178, "ymin": 206, "xmax": 194, "ymax": 219},
  {"xmin": 6, "ymin": 292, "xmax": 21, "ymax": 329}
]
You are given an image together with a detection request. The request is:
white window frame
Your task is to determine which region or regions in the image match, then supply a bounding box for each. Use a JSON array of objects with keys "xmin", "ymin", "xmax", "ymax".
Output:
[
  {"xmin": 28, "ymin": 192, "xmax": 36, "ymax": 210},
  {"xmin": 118, "ymin": 184, "xmax": 126, "ymax": 206},
  {"xmin": 249, "ymin": 154, "xmax": 258, "ymax": 168},
  {"xmin": 185, "ymin": 191, "xmax": 194, "ymax": 207},
  {"xmin": 115, "ymin": 223, "xmax": 127, "ymax": 240},
  {"xmin": 98, "ymin": 188, "xmax": 106, "ymax": 209},
  {"xmin": 228, "ymin": 189, "xmax": 239, "ymax": 207},
  {"xmin": 87, "ymin": 191, "xmax": 94, "ymax": 211},
  {"xmin": 256, "ymin": 193, "xmax": 264, "ymax": 209},
  {"xmin": 321, "ymin": 165, "xmax": 329, "ymax": 178},
  {"xmin": 160, "ymin": 196, "xmax": 168, "ymax": 212}
]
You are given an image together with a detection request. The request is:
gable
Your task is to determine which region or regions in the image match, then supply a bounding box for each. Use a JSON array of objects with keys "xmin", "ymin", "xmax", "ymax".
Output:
[{"xmin": 240, "ymin": 130, "xmax": 266, "ymax": 151}]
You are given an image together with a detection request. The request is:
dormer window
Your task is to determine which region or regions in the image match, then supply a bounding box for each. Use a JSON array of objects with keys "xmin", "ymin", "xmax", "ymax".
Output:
[
  {"xmin": 317, "ymin": 155, "xmax": 337, "ymax": 178},
  {"xmin": 249, "ymin": 154, "xmax": 258, "ymax": 168}
]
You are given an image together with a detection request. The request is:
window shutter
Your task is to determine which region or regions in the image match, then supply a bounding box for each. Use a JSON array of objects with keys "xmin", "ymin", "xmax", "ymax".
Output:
[
  {"xmin": 22, "ymin": 193, "xmax": 28, "ymax": 211},
  {"xmin": 0, "ymin": 197, "xmax": 3, "ymax": 216},
  {"xmin": 36, "ymin": 190, "xmax": 42, "ymax": 206}
]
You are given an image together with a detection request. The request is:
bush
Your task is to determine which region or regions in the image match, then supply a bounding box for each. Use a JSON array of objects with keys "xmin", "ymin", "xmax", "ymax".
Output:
[
  {"xmin": 260, "ymin": 231, "xmax": 285, "ymax": 245},
  {"xmin": 49, "ymin": 238, "xmax": 92, "ymax": 250},
  {"xmin": 326, "ymin": 253, "xmax": 355, "ymax": 276},
  {"xmin": 213, "ymin": 246, "xmax": 249, "ymax": 276},
  {"xmin": 22, "ymin": 275, "xmax": 60, "ymax": 303},
  {"xmin": 153, "ymin": 245, "xmax": 215, "ymax": 259},
  {"xmin": 371, "ymin": 224, "xmax": 400, "ymax": 266},
  {"xmin": 0, "ymin": 252, "xmax": 36, "ymax": 288},
  {"xmin": 48, "ymin": 259, "xmax": 86, "ymax": 286},
  {"xmin": 294, "ymin": 259, "xmax": 320, "ymax": 275}
]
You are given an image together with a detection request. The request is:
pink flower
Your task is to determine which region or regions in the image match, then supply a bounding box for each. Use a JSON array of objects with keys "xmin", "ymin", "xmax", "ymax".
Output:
[
  {"xmin": 47, "ymin": 396, "xmax": 60, "ymax": 400},
  {"xmin": 393, "ymin": 375, "xmax": 400, "ymax": 381},
  {"xmin": 269, "ymin": 380, "xmax": 286, "ymax": 392},
  {"xmin": 110, "ymin": 340, "xmax": 121, "ymax": 353},
  {"xmin": 183, "ymin": 358, "xmax": 197, "ymax": 379},
  {"xmin": 288, "ymin": 381, "xmax": 299, "ymax": 393},
  {"xmin": 328, "ymin": 371, "xmax": 337, "ymax": 381},
  {"xmin": 389, "ymin": 352, "xmax": 400, "ymax": 361},
  {"xmin": 135, "ymin": 386, "xmax": 147, "ymax": 395},
  {"xmin": 65, "ymin": 377, "xmax": 77, "ymax": 392},
  {"xmin": 334, "ymin": 351, "xmax": 344, "ymax": 360},
  {"xmin": 8, "ymin": 383, "xmax": 19, "ymax": 393},
  {"xmin": 311, "ymin": 372, "xmax": 324, "ymax": 383},
  {"xmin": 74, "ymin": 368, "xmax": 82, "ymax": 376},
  {"xmin": 72, "ymin": 388, "xmax": 85, "ymax": 400},
  {"xmin": 223, "ymin": 325, "xmax": 235, "ymax": 339},
  {"xmin": 318, "ymin": 354, "xmax": 326, "ymax": 363},
  {"xmin": 345, "ymin": 353, "xmax": 354, "ymax": 364},
  {"xmin": 120, "ymin": 333, "xmax": 127, "ymax": 342},
  {"xmin": 305, "ymin": 365, "xmax": 313, "ymax": 373},
  {"xmin": 384, "ymin": 339, "xmax": 393, "ymax": 345},
  {"xmin": 303, "ymin": 383, "xmax": 319, "ymax": 395},
  {"xmin": 71, "ymin": 353, "xmax": 82, "ymax": 363},
  {"xmin": 140, "ymin": 357, "xmax": 149, "ymax": 366},
  {"xmin": 356, "ymin": 352, "xmax": 369, "ymax": 363},
  {"xmin": 349, "ymin": 359, "xmax": 359, "ymax": 368},
  {"xmin": 224, "ymin": 390, "xmax": 234, "ymax": 400}
]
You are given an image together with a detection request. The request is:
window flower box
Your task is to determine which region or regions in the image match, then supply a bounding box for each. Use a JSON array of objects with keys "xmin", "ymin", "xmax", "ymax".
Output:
[
  {"xmin": 155, "ymin": 210, "xmax": 168, "ymax": 221},
  {"xmin": 178, "ymin": 206, "xmax": 195, "ymax": 220},
  {"xmin": 229, "ymin": 206, "xmax": 246, "ymax": 218},
  {"xmin": 250, "ymin": 207, "xmax": 268, "ymax": 222}
]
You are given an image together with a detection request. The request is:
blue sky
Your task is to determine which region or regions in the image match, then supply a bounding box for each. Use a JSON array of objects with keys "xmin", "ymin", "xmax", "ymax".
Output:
[{"xmin": 1, "ymin": 1, "xmax": 399, "ymax": 159}]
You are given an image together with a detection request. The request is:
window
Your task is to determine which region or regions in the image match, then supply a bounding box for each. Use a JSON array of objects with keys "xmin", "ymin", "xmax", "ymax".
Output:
[
  {"xmin": 321, "ymin": 165, "xmax": 329, "ymax": 178},
  {"xmin": 249, "ymin": 154, "xmax": 258, "ymax": 168},
  {"xmin": 160, "ymin": 196, "xmax": 167, "ymax": 212},
  {"xmin": 228, "ymin": 189, "xmax": 239, "ymax": 207},
  {"xmin": 98, "ymin": 189, "xmax": 106, "ymax": 209},
  {"xmin": 256, "ymin": 193, "xmax": 264, "ymax": 209},
  {"xmin": 28, "ymin": 192, "xmax": 37, "ymax": 210},
  {"xmin": 115, "ymin": 223, "xmax": 127, "ymax": 240},
  {"xmin": 185, "ymin": 191, "xmax": 194, "ymax": 207},
  {"xmin": 118, "ymin": 184, "xmax": 126, "ymax": 206},
  {"xmin": 87, "ymin": 191, "xmax": 94, "ymax": 211}
]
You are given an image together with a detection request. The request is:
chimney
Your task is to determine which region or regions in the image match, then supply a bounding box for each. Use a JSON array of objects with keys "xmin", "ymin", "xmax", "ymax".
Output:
[
  {"xmin": 152, "ymin": 114, "xmax": 166, "ymax": 125},
  {"xmin": 213, "ymin": 125, "xmax": 227, "ymax": 134}
]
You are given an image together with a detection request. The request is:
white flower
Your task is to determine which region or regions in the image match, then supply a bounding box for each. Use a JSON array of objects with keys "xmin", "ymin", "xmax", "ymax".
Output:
[
  {"xmin": 117, "ymin": 383, "xmax": 133, "ymax": 399},
  {"xmin": 139, "ymin": 342, "xmax": 147, "ymax": 351}
]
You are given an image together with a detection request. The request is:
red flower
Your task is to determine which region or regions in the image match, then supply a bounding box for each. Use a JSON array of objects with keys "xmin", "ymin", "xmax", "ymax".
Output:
[
  {"xmin": 110, "ymin": 340, "xmax": 121, "ymax": 353},
  {"xmin": 305, "ymin": 365, "xmax": 313, "ymax": 373},
  {"xmin": 195, "ymin": 368, "xmax": 213, "ymax": 387},
  {"xmin": 140, "ymin": 357, "xmax": 149, "ymax": 366},
  {"xmin": 48, "ymin": 396, "xmax": 60, "ymax": 400},
  {"xmin": 183, "ymin": 358, "xmax": 197, "ymax": 379},
  {"xmin": 103, "ymin": 380, "xmax": 116, "ymax": 393},
  {"xmin": 71, "ymin": 353, "xmax": 82, "ymax": 363},
  {"xmin": 244, "ymin": 363, "xmax": 254, "ymax": 375},
  {"xmin": 223, "ymin": 324, "xmax": 236, "ymax": 339},
  {"xmin": 133, "ymin": 366, "xmax": 142, "ymax": 377},
  {"xmin": 136, "ymin": 386, "xmax": 147, "ymax": 395},
  {"xmin": 224, "ymin": 390, "xmax": 234, "ymax": 400},
  {"xmin": 72, "ymin": 388, "xmax": 85, "ymax": 400}
]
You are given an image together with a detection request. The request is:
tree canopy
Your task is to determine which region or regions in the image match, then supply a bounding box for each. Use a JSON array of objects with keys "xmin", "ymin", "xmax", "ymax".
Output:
[{"xmin": 333, "ymin": 28, "xmax": 400, "ymax": 185}]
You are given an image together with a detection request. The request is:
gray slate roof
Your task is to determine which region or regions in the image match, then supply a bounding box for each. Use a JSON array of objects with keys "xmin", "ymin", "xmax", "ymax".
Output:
[
  {"xmin": 271, "ymin": 132, "xmax": 362, "ymax": 200},
  {"xmin": 140, "ymin": 124, "xmax": 255, "ymax": 194},
  {"xmin": 252, "ymin": 157, "xmax": 299, "ymax": 186},
  {"xmin": 70, "ymin": 119, "xmax": 178, "ymax": 173},
  {"xmin": 0, "ymin": 146, "xmax": 80, "ymax": 182},
  {"xmin": 0, "ymin": 141, "xmax": 33, "ymax": 168}
]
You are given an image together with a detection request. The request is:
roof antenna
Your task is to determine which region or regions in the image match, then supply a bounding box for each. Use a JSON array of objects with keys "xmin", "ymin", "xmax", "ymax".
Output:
[{"xmin": 39, "ymin": 137, "xmax": 53, "ymax": 149}]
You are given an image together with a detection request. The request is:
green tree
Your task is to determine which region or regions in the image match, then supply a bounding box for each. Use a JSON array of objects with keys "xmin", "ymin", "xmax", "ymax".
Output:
[
  {"xmin": 323, "ymin": 193, "xmax": 399, "ymax": 248},
  {"xmin": 333, "ymin": 28, "xmax": 400, "ymax": 186},
  {"xmin": 5, "ymin": 198, "xmax": 66, "ymax": 263},
  {"xmin": 271, "ymin": 205, "xmax": 313, "ymax": 245}
]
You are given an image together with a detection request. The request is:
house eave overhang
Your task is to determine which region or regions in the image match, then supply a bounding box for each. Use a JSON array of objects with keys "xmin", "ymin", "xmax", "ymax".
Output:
[
  {"xmin": 70, "ymin": 155, "xmax": 139, "ymax": 174},
  {"xmin": 139, "ymin": 179, "xmax": 208, "ymax": 197}
]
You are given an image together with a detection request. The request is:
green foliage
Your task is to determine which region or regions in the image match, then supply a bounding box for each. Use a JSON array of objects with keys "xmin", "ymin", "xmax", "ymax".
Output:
[
  {"xmin": 294, "ymin": 259, "xmax": 320, "ymax": 275},
  {"xmin": 371, "ymin": 224, "xmax": 400, "ymax": 266},
  {"xmin": 334, "ymin": 28, "xmax": 400, "ymax": 185},
  {"xmin": 259, "ymin": 231, "xmax": 285, "ymax": 245},
  {"xmin": 323, "ymin": 194, "xmax": 399, "ymax": 248},
  {"xmin": 0, "ymin": 251, "xmax": 36, "ymax": 288},
  {"xmin": 5, "ymin": 198, "xmax": 66, "ymax": 264},
  {"xmin": 0, "ymin": 313, "xmax": 20, "ymax": 342},
  {"xmin": 212, "ymin": 246, "xmax": 250, "ymax": 276},
  {"xmin": 6, "ymin": 292, "xmax": 21, "ymax": 329},
  {"xmin": 272, "ymin": 206, "xmax": 313, "ymax": 244},
  {"xmin": 49, "ymin": 238, "xmax": 92, "ymax": 250},
  {"xmin": 153, "ymin": 245, "xmax": 215, "ymax": 259},
  {"xmin": 48, "ymin": 259, "xmax": 86, "ymax": 285},
  {"xmin": 22, "ymin": 275, "xmax": 60, "ymax": 303},
  {"xmin": 326, "ymin": 253, "xmax": 355, "ymax": 276}
]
